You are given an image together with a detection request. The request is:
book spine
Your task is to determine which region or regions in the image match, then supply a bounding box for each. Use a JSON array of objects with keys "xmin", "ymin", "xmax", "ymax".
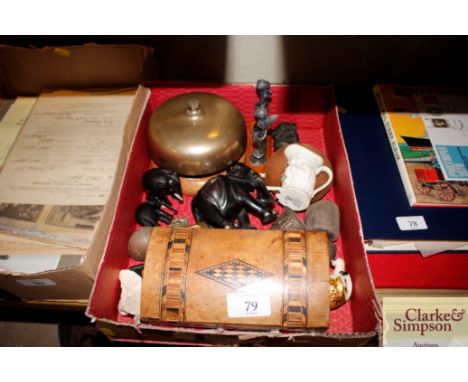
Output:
[{"xmin": 373, "ymin": 86, "xmax": 416, "ymax": 206}]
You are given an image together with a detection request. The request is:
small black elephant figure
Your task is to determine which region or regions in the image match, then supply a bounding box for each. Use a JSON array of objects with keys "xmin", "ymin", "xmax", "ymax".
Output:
[
  {"xmin": 192, "ymin": 163, "xmax": 277, "ymax": 229},
  {"xmin": 135, "ymin": 168, "xmax": 183, "ymax": 226}
]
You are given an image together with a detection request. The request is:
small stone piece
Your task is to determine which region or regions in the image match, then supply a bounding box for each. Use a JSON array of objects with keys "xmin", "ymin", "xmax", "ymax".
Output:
[
  {"xmin": 128, "ymin": 227, "xmax": 153, "ymax": 261},
  {"xmin": 270, "ymin": 207, "xmax": 306, "ymax": 231},
  {"xmin": 170, "ymin": 217, "xmax": 190, "ymax": 227},
  {"xmin": 118, "ymin": 269, "xmax": 142, "ymax": 318},
  {"xmin": 305, "ymin": 200, "xmax": 340, "ymax": 241},
  {"xmin": 271, "ymin": 122, "xmax": 299, "ymax": 151}
]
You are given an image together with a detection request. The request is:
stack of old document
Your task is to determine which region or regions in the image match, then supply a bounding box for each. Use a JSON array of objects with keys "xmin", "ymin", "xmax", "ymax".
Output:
[{"xmin": 0, "ymin": 90, "xmax": 136, "ymax": 274}]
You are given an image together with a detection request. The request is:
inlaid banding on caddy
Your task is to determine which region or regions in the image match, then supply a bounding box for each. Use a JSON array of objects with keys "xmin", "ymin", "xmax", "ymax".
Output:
[
  {"xmin": 160, "ymin": 228, "xmax": 193, "ymax": 322},
  {"xmin": 282, "ymin": 231, "xmax": 308, "ymax": 328}
]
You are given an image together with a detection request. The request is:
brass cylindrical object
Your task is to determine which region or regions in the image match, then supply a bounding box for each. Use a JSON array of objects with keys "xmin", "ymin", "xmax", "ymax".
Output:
[
  {"xmin": 329, "ymin": 276, "xmax": 347, "ymax": 310},
  {"xmin": 148, "ymin": 92, "xmax": 246, "ymax": 176}
]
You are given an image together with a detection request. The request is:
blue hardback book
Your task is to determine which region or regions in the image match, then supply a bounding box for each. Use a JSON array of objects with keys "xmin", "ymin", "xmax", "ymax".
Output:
[{"xmin": 340, "ymin": 113, "xmax": 468, "ymax": 243}]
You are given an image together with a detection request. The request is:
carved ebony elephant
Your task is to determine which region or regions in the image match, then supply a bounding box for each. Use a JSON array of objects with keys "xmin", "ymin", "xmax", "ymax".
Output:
[
  {"xmin": 191, "ymin": 163, "xmax": 277, "ymax": 228},
  {"xmin": 136, "ymin": 168, "xmax": 183, "ymax": 226}
]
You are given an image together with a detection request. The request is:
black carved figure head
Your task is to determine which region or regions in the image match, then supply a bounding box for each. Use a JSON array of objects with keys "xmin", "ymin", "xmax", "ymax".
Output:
[
  {"xmin": 227, "ymin": 163, "xmax": 259, "ymax": 183},
  {"xmin": 226, "ymin": 163, "xmax": 270, "ymax": 201},
  {"xmin": 256, "ymin": 79, "xmax": 272, "ymax": 102}
]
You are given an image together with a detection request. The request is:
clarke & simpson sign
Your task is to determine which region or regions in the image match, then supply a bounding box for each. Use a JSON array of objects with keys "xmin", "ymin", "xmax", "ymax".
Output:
[{"xmin": 383, "ymin": 297, "xmax": 468, "ymax": 347}]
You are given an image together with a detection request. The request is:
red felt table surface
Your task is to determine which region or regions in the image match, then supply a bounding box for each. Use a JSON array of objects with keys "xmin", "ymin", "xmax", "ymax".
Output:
[{"xmin": 368, "ymin": 252, "xmax": 468, "ymax": 290}]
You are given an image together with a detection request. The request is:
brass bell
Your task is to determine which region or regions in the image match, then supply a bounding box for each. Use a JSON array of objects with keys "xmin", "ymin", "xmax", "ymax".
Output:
[{"xmin": 148, "ymin": 92, "xmax": 246, "ymax": 177}]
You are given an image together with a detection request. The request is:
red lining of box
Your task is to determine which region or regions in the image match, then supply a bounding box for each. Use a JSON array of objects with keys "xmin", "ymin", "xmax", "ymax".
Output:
[
  {"xmin": 88, "ymin": 84, "xmax": 380, "ymax": 336},
  {"xmin": 368, "ymin": 253, "xmax": 468, "ymax": 289}
]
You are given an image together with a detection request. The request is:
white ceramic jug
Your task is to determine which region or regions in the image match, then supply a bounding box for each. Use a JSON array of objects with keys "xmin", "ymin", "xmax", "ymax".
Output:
[{"xmin": 277, "ymin": 144, "xmax": 333, "ymax": 211}]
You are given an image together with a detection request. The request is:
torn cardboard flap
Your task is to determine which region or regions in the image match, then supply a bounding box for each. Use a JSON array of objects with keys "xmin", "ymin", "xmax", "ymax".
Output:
[
  {"xmin": 0, "ymin": 44, "xmax": 154, "ymax": 97},
  {"xmin": 0, "ymin": 43, "xmax": 153, "ymax": 300}
]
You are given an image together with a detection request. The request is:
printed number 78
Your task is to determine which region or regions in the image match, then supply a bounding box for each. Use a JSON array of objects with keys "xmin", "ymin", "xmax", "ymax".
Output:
[{"xmin": 244, "ymin": 301, "xmax": 258, "ymax": 312}]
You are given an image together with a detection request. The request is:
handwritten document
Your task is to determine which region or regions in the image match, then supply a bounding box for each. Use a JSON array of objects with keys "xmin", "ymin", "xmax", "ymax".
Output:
[
  {"xmin": 0, "ymin": 97, "xmax": 37, "ymax": 168},
  {"xmin": 0, "ymin": 90, "xmax": 136, "ymax": 205}
]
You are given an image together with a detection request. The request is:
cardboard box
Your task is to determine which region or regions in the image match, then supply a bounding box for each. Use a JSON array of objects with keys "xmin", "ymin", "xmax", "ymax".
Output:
[
  {"xmin": 0, "ymin": 44, "xmax": 153, "ymax": 299},
  {"xmin": 86, "ymin": 83, "xmax": 382, "ymax": 345}
]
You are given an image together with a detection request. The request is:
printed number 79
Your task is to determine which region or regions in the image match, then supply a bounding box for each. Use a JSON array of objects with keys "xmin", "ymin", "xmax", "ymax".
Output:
[{"xmin": 244, "ymin": 301, "xmax": 258, "ymax": 312}]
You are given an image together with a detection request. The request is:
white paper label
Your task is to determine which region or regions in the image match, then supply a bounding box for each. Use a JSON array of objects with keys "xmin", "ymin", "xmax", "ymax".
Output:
[
  {"xmin": 16, "ymin": 278, "xmax": 56, "ymax": 287},
  {"xmin": 396, "ymin": 216, "xmax": 428, "ymax": 231},
  {"xmin": 227, "ymin": 293, "xmax": 271, "ymax": 318}
]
